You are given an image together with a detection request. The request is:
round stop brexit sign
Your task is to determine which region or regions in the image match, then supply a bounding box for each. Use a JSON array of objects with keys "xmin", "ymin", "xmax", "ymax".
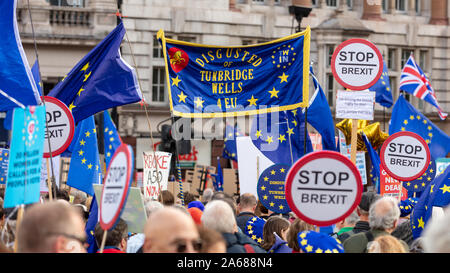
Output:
[
  {"xmin": 331, "ymin": 39, "xmax": 383, "ymax": 91},
  {"xmin": 43, "ymin": 96, "xmax": 75, "ymax": 158},
  {"xmin": 100, "ymin": 144, "xmax": 133, "ymax": 230},
  {"xmin": 380, "ymin": 131, "xmax": 430, "ymax": 182},
  {"xmin": 285, "ymin": 151, "xmax": 363, "ymax": 227}
]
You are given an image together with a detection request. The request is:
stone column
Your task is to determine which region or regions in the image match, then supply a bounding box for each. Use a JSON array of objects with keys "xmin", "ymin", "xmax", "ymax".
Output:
[
  {"xmin": 429, "ymin": 0, "xmax": 448, "ymax": 25},
  {"xmin": 388, "ymin": 0, "xmax": 396, "ymax": 13},
  {"xmin": 362, "ymin": 0, "xmax": 383, "ymax": 20},
  {"xmin": 292, "ymin": 0, "xmax": 312, "ymax": 7},
  {"xmin": 408, "ymin": 0, "xmax": 416, "ymax": 15}
]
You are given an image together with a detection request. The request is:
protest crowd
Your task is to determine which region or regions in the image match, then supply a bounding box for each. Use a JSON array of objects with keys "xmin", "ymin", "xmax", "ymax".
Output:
[{"xmin": 1, "ymin": 184, "xmax": 450, "ymax": 254}]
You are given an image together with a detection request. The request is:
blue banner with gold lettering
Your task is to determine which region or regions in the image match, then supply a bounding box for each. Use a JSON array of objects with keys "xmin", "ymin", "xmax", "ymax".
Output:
[{"xmin": 157, "ymin": 28, "xmax": 310, "ymax": 118}]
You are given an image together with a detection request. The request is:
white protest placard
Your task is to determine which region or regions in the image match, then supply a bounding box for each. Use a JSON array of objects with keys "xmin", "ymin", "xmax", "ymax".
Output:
[
  {"xmin": 43, "ymin": 96, "xmax": 75, "ymax": 158},
  {"xmin": 39, "ymin": 156, "xmax": 60, "ymax": 193},
  {"xmin": 380, "ymin": 131, "xmax": 430, "ymax": 182},
  {"xmin": 331, "ymin": 39, "xmax": 383, "ymax": 91},
  {"xmin": 336, "ymin": 90, "xmax": 375, "ymax": 120},
  {"xmin": 100, "ymin": 144, "xmax": 133, "ymax": 230},
  {"xmin": 338, "ymin": 131, "xmax": 367, "ymax": 185},
  {"xmin": 143, "ymin": 151, "xmax": 172, "ymax": 200},
  {"xmin": 285, "ymin": 151, "xmax": 363, "ymax": 227}
]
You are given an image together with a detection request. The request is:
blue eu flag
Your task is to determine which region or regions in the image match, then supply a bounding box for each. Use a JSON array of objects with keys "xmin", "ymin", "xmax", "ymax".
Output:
[
  {"xmin": 103, "ymin": 110, "xmax": 122, "ymax": 168},
  {"xmin": 48, "ymin": 21, "xmax": 142, "ymax": 123},
  {"xmin": 362, "ymin": 132, "xmax": 381, "ymax": 193},
  {"xmin": 307, "ymin": 67, "xmax": 337, "ymax": 151},
  {"xmin": 411, "ymin": 165, "xmax": 450, "ymax": 239},
  {"xmin": 222, "ymin": 123, "xmax": 243, "ymax": 162},
  {"xmin": 211, "ymin": 156, "xmax": 224, "ymax": 192},
  {"xmin": 390, "ymin": 94, "xmax": 450, "ymax": 159},
  {"xmin": 368, "ymin": 60, "xmax": 393, "ymax": 108},
  {"xmin": 250, "ymin": 110, "xmax": 312, "ymax": 166},
  {"xmin": 85, "ymin": 194, "xmax": 99, "ymax": 253},
  {"xmin": 158, "ymin": 28, "xmax": 311, "ymax": 118},
  {"xmin": 0, "ymin": 0, "xmax": 41, "ymax": 111},
  {"xmin": 66, "ymin": 116, "xmax": 102, "ymax": 196}
]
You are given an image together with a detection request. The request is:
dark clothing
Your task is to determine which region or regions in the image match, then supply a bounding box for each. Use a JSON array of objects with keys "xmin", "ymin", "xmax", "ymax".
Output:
[
  {"xmin": 343, "ymin": 229, "xmax": 409, "ymax": 253},
  {"xmin": 267, "ymin": 212, "xmax": 290, "ymax": 221},
  {"xmin": 338, "ymin": 221, "xmax": 370, "ymax": 243},
  {"xmin": 222, "ymin": 232, "xmax": 266, "ymax": 253},
  {"xmin": 236, "ymin": 212, "xmax": 256, "ymax": 233}
]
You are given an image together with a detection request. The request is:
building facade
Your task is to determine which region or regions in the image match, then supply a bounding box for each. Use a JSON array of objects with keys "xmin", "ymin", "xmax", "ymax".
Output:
[{"xmin": 19, "ymin": 0, "xmax": 450, "ymax": 174}]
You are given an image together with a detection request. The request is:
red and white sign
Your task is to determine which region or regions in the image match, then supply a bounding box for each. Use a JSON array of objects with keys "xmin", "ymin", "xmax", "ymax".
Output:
[
  {"xmin": 285, "ymin": 151, "xmax": 363, "ymax": 227},
  {"xmin": 42, "ymin": 96, "xmax": 75, "ymax": 158},
  {"xmin": 100, "ymin": 144, "xmax": 133, "ymax": 230},
  {"xmin": 380, "ymin": 167, "xmax": 407, "ymax": 201},
  {"xmin": 331, "ymin": 39, "xmax": 383, "ymax": 91},
  {"xmin": 380, "ymin": 131, "xmax": 430, "ymax": 182},
  {"xmin": 143, "ymin": 151, "xmax": 172, "ymax": 200}
]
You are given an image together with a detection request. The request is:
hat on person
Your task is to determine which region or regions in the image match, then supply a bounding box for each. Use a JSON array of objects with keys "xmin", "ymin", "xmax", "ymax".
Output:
[
  {"xmin": 244, "ymin": 216, "xmax": 266, "ymax": 245},
  {"xmin": 297, "ymin": 231, "xmax": 344, "ymax": 253},
  {"xmin": 358, "ymin": 191, "xmax": 380, "ymax": 212},
  {"xmin": 399, "ymin": 197, "xmax": 418, "ymax": 217},
  {"xmin": 187, "ymin": 207, "xmax": 203, "ymax": 225},
  {"xmin": 187, "ymin": 200, "xmax": 205, "ymax": 212}
]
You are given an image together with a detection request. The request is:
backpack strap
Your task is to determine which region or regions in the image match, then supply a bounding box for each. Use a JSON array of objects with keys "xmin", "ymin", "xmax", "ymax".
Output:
[
  {"xmin": 243, "ymin": 244, "xmax": 255, "ymax": 253},
  {"xmin": 364, "ymin": 231, "xmax": 375, "ymax": 243}
]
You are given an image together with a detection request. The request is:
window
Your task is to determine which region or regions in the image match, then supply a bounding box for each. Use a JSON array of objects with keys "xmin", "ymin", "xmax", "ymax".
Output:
[
  {"xmin": 401, "ymin": 49, "xmax": 414, "ymax": 68},
  {"xmin": 152, "ymin": 67, "xmax": 166, "ymax": 103},
  {"xmin": 326, "ymin": 45, "xmax": 334, "ymax": 67},
  {"xmin": 395, "ymin": 0, "xmax": 406, "ymax": 12},
  {"xmin": 347, "ymin": 0, "xmax": 353, "ymax": 10},
  {"xmin": 311, "ymin": 0, "xmax": 318, "ymax": 7},
  {"xmin": 415, "ymin": 0, "xmax": 421, "ymax": 14},
  {"xmin": 419, "ymin": 50, "xmax": 428, "ymax": 72},
  {"xmin": 326, "ymin": 74, "xmax": 334, "ymax": 107},
  {"xmin": 152, "ymin": 36, "xmax": 164, "ymax": 59},
  {"xmin": 382, "ymin": 0, "xmax": 388, "ymax": 12},
  {"xmin": 48, "ymin": 0, "xmax": 85, "ymax": 7},
  {"xmin": 388, "ymin": 49, "xmax": 397, "ymax": 71},
  {"xmin": 327, "ymin": 0, "xmax": 338, "ymax": 7}
]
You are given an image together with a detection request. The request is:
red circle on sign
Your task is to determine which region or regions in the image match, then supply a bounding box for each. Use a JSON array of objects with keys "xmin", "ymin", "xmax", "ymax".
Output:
[
  {"xmin": 42, "ymin": 96, "xmax": 75, "ymax": 158},
  {"xmin": 331, "ymin": 38, "xmax": 383, "ymax": 91},
  {"xmin": 100, "ymin": 144, "xmax": 133, "ymax": 231},
  {"xmin": 285, "ymin": 151, "xmax": 363, "ymax": 227},
  {"xmin": 380, "ymin": 131, "xmax": 431, "ymax": 182}
]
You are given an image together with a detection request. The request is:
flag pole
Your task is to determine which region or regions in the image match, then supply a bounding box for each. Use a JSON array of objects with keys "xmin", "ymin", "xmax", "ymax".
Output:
[{"xmin": 26, "ymin": 0, "xmax": 58, "ymax": 199}]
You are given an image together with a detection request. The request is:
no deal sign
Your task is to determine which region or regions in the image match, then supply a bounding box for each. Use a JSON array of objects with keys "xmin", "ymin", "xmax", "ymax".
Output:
[
  {"xmin": 285, "ymin": 151, "xmax": 363, "ymax": 226},
  {"xmin": 331, "ymin": 39, "xmax": 383, "ymax": 91},
  {"xmin": 380, "ymin": 131, "xmax": 430, "ymax": 182},
  {"xmin": 100, "ymin": 144, "xmax": 134, "ymax": 230},
  {"xmin": 43, "ymin": 96, "xmax": 75, "ymax": 158}
]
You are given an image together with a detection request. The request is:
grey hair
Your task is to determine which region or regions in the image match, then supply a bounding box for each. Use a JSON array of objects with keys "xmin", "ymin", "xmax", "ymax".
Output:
[
  {"xmin": 345, "ymin": 211, "xmax": 359, "ymax": 225},
  {"xmin": 145, "ymin": 201, "xmax": 164, "ymax": 217},
  {"xmin": 369, "ymin": 197, "xmax": 400, "ymax": 230},
  {"xmin": 201, "ymin": 200, "xmax": 236, "ymax": 233},
  {"xmin": 202, "ymin": 188, "xmax": 214, "ymax": 202},
  {"xmin": 422, "ymin": 206, "xmax": 450, "ymax": 253}
]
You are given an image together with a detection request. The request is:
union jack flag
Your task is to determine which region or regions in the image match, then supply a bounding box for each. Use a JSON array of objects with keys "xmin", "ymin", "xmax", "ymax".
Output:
[{"xmin": 400, "ymin": 55, "xmax": 447, "ymax": 120}]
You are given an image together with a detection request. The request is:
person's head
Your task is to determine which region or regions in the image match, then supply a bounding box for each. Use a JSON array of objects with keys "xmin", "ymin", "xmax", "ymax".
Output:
[
  {"xmin": 145, "ymin": 200, "xmax": 164, "ymax": 217},
  {"xmin": 198, "ymin": 225, "xmax": 226, "ymax": 253},
  {"xmin": 143, "ymin": 207, "xmax": 201, "ymax": 253},
  {"xmin": 72, "ymin": 204, "xmax": 89, "ymax": 222},
  {"xmin": 255, "ymin": 200, "xmax": 269, "ymax": 217},
  {"xmin": 286, "ymin": 218, "xmax": 316, "ymax": 252},
  {"xmin": 45, "ymin": 188, "xmax": 70, "ymax": 202},
  {"xmin": 367, "ymin": 235, "xmax": 407, "ymax": 253},
  {"xmin": 237, "ymin": 193, "xmax": 257, "ymax": 214},
  {"xmin": 211, "ymin": 191, "xmax": 238, "ymax": 217},
  {"xmin": 187, "ymin": 207, "xmax": 203, "ymax": 226},
  {"xmin": 94, "ymin": 218, "xmax": 128, "ymax": 252},
  {"xmin": 261, "ymin": 216, "xmax": 290, "ymax": 251},
  {"xmin": 335, "ymin": 211, "xmax": 359, "ymax": 231},
  {"xmin": 177, "ymin": 192, "xmax": 197, "ymax": 207},
  {"xmin": 201, "ymin": 200, "xmax": 238, "ymax": 234},
  {"xmin": 358, "ymin": 192, "xmax": 380, "ymax": 220},
  {"xmin": 422, "ymin": 206, "xmax": 450, "ymax": 253},
  {"xmin": 369, "ymin": 196, "xmax": 401, "ymax": 233},
  {"xmin": 188, "ymin": 200, "xmax": 205, "ymax": 212},
  {"xmin": 202, "ymin": 188, "xmax": 214, "ymax": 204},
  {"xmin": 71, "ymin": 189, "xmax": 87, "ymax": 205},
  {"xmin": 17, "ymin": 201, "xmax": 86, "ymax": 253},
  {"xmin": 158, "ymin": 190, "xmax": 175, "ymax": 206}
]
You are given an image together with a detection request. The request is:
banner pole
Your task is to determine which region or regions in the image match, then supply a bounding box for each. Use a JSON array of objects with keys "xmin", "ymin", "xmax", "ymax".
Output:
[
  {"xmin": 13, "ymin": 204, "xmax": 25, "ymax": 253},
  {"xmin": 99, "ymin": 229, "xmax": 108, "ymax": 253},
  {"xmin": 46, "ymin": 158, "xmax": 53, "ymax": 201},
  {"xmin": 350, "ymin": 119, "xmax": 358, "ymax": 164}
]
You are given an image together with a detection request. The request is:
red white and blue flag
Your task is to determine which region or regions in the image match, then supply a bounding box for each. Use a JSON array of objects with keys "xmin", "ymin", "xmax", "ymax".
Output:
[{"xmin": 399, "ymin": 55, "xmax": 447, "ymax": 120}]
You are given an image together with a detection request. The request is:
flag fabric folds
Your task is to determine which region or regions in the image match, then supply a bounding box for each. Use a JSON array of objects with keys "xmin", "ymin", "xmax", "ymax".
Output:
[
  {"xmin": 222, "ymin": 123, "xmax": 243, "ymax": 162},
  {"xmin": 103, "ymin": 111, "xmax": 122, "ymax": 168},
  {"xmin": 66, "ymin": 116, "xmax": 102, "ymax": 196},
  {"xmin": 362, "ymin": 132, "xmax": 381, "ymax": 193},
  {"xmin": 399, "ymin": 55, "xmax": 447, "ymax": 120},
  {"xmin": 389, "ymin": 94, "xmax": 450, "ymax": 160},
  {"xmin": 0, "ymin": 0, "xmax": 41, "ymax": 111},
  {"xmin": 85, "ymin": 195, "xmax": 99, "ymax": 253},
  {"xmin": 48, "ymin": 21, "xmax": 142, "ymax": 123},
  {"xmin": 368, "ymin": 60, "xmax": 393, "ymax": 108},
  {"xmin": 157, "ymin": 28, "xmax": 311, "ymax": 118},
  {"xmin": 410, "ymin": 165, "xmax": 450, "ymax": 239},
  {"xmin": 307, "ymin": 67, "xmax": 337, "ymax": 151},
  {"xmin": 212, "ymin": 157, "xmax": 224, "ymax": 192},
  {"xmin": 250, "ymin": 110, "xmax": 312, "ymax": 166}
]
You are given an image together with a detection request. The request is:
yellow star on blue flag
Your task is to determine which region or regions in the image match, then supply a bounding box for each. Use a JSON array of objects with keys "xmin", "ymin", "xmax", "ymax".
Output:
[{"xmin": 103, "ymin": 111, "xmax": 122, "ymax": 167}]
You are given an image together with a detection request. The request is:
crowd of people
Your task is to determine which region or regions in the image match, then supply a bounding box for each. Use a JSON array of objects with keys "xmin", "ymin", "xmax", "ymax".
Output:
[{"xmin": 0, "ymin": 185, "xmax": 449, "ymax": 253}]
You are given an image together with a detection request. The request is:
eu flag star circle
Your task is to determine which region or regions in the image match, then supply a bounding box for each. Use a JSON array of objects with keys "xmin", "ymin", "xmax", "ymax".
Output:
[
  {"xmin": 257, "ymin": 164, "xmax": 291, "ymax": 214},
  {"xmin": 403, "ymin": 157, "xmax": 436, "ymax": 194}
]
